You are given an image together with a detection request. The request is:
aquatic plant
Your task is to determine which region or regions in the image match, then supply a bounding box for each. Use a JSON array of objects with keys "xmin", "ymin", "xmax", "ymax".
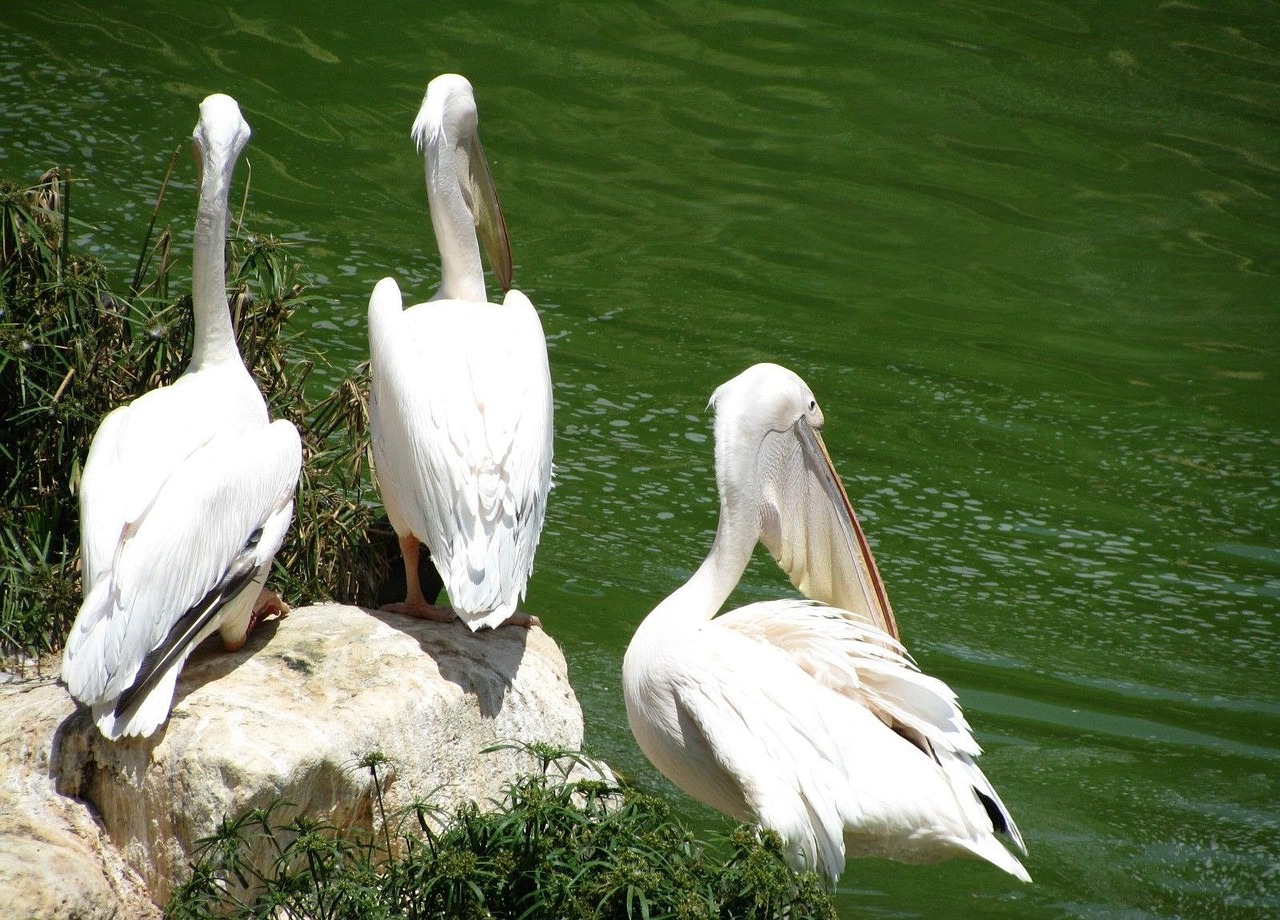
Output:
[
  {"xmin": 0, "ymin": 165, "xmax": 389, "ymax": 667},
  {"xmin": 166, "ymin": 744, "xmax": 836, "ymax": 920}
]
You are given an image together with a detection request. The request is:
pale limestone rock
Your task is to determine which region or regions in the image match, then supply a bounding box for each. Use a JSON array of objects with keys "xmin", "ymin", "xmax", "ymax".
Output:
[
  {"xmin": 0, "ymin": 675, "xmax": 159, "ymax": 919},
  {"xmin": 1, "ymin": 603, "xmax": 585, "ymax": 915}
]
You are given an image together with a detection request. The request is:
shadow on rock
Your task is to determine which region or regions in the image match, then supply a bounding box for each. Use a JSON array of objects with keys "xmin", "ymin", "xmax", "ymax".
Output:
[{"xmin": 365, "ymin": 606, "xmax": 530, "ymax": 718}]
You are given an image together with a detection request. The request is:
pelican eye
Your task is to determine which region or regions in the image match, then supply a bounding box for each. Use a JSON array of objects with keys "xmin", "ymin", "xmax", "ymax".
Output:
[{"xmin": 807, "ymin": 399, "xmax": 817, "ymax": 412}]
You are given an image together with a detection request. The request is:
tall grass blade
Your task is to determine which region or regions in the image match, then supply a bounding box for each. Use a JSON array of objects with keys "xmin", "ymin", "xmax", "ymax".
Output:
[{"xmin": 130, "ymin": 146, "xmax": 180, "ymax": 296}]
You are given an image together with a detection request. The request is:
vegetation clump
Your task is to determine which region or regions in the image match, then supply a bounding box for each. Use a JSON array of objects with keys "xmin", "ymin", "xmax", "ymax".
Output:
[
  {"xmin": 166, "ymin": 745, "xmax": 836, "ymax": 920},
  {"xmin": 0, "ymin": 164, "xmax": 388, "ymax": 667}
]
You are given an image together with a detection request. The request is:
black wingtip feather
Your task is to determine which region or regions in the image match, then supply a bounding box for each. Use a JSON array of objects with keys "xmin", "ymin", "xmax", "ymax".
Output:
[
  {"xmin": 975, "ymin": 787, "xmax": 1011, "ymax": 838},
  {"xmin": 112, "ymin": 539, "xmax": 264, "ymax": 722}
]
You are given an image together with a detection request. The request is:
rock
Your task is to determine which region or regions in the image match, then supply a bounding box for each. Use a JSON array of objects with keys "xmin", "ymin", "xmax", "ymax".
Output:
[
  {"xmin": 0, "ymin": 603, "xmax": 587, "ymax": 916},
  {"xmin": 0, "ymin": 676, "xmax": 159, "ymax": 919}
]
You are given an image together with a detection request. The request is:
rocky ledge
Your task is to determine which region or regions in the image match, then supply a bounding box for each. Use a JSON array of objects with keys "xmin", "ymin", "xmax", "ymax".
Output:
[{"xmin": 0, "ymin": 603, "xmax": 586, "ymax": 918}]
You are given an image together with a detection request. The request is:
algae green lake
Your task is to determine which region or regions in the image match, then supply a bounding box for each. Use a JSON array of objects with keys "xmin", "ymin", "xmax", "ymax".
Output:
[{"xmin": 3, "ymin": 1, "xmax": 1277, "ymax": 916}]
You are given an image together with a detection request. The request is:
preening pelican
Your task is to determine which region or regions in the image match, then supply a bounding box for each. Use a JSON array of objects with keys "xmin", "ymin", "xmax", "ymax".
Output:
[
  {"xmin": 61, "ymin": 94, "xmax": 302, "ymax": 740},
  {"xmin": 622, "ymin": 363, "xmax": 1029, "ymax": 885},
  {"xmin": 368, "ymin": 74, "xmax": 552, "ymax": 632}
]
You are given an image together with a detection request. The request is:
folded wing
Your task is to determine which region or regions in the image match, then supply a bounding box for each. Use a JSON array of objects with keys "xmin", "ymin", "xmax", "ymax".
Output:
[{"xmin": 63, "ymin": 419, "xmax": 301, "ymax": 737}]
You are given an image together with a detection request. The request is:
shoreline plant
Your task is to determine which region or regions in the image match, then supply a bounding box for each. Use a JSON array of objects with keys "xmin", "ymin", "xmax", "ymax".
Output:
[{"xmin": 166, "ymin": 744, "xmax": 836, "ymax": 920}]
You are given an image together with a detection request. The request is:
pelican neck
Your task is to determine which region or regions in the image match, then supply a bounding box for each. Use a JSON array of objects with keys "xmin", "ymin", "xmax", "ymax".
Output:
[
  {"xmin": 425, "ymin": 135, "xmax": 487, "ymax": 303},
  {"xmin": 646, "ymin": 498, "xmax": 759, "ymax": 630},
  {"xmin": 188, "ymin": 149, "xmax": 241, "ymax": 371}
]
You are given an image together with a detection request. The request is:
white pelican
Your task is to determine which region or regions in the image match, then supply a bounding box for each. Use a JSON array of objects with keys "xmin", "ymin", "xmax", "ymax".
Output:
[
  {"xmin": 368, "ymin": 74, "xmax": 552, "ymax": 631},
  {"xmin": 622, "ymin": 363, "xmax": 1029, "ymax": 885},
  {"xmin": 61, "ymin": 94, "xmax": 302, "ymax": 740}
]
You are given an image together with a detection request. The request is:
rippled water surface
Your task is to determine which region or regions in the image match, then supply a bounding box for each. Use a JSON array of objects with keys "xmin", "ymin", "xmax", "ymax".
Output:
[{"xmin": 3, "ymin": 2, "xmax": 1278, "ymax": 916}]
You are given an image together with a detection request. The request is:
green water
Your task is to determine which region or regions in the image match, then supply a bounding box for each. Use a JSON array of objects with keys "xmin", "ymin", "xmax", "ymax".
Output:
[{"xmin": 3, "ymin": 1, "xmax": 1278, "ymax": 916}]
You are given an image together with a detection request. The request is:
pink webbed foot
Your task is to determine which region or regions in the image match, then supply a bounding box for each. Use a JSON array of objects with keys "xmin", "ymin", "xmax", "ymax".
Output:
[
  {"xmin": 382, "ymin": 535, "xmax": 456, "ymax": 623},
  {"xmin": 223, "ymin": 588, "xmax": 292, "ymax": 652},
  {"xmin": 501, "ymin": 612, "xmax": 541, "ymax": 630},
  {"xmin": 381, "ymin": 599, "xmax": 458, "ymax": 623},
  {"xmin": 252, "ymin": 587, "xmax": 291, "ymax": 624}
]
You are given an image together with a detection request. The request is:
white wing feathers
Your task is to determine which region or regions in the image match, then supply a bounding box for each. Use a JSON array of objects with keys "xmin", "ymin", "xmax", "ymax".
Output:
[
  {"xmin": 669, "ymin": 618, "xmax": 863, "ymax": 882},
  {"xmin": 725, "ymin": 601, "xmax": 978, "ymax": 757},
  {"xmin": 369, "ymin": 280, "xmax": 552, "ymax": 629},
  {"xmin": 421, "ymin": 292, "xmax": 551, "ymax": 627},
  {"xmin": 63, "ymin": 420, "xmax": 301, "ymax": 716},
  {"xmin": 77, "ymin": 373, "xmax": 265, "ymax": 589},
  {"xmin": 677, "ymin": 599, "xmax": 1027, "ymax": 883}
]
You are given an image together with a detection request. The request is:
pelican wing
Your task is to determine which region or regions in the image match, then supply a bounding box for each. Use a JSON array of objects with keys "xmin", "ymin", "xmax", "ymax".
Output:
[
  {"xmin": 722, "ymin": 599, "xmax": 1028, "ymax": 862},
  {"xmin": 78, "ymin": 378, "xmax": 248, "ymax": 588},
  {"xmin": 756, "ymin": 418, "xmax": 898, "ymax": 640},
  {"xmin": 668, "ymin": 618, "xmax": 868, "ymax": 883},
  {"xmin": 723, "ymin": 600, "xmax": 971, "ymax": 757},
  {"xmin": 419, "ymin": 292, "xmax": 551, "ymax": 627},
  {"xmin": 63, "ymin": 419, "xmax": 301, "ymax": 713},
  {"xmin": 369, "ymin": 280, "xmax": 552, "ymax": 628},
  {"xmin": 493, "ymin": 288, "xmax": 554, "ymax": 600},
  {"xmin": 78, "ymin": 401, "xmax": 152, "ymax": 589}
]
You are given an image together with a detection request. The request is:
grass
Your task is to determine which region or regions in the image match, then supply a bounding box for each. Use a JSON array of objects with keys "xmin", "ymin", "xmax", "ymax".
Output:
[
  {"xmin": 0, "ymin": 164, "xmax": 390, "ymax": 668},
  {"xmin": 165, "ymin": 744, "xmax": 836, "ymax": 920}
]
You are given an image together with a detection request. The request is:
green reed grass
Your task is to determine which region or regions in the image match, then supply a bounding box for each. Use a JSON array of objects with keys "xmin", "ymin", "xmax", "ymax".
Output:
[
  {"xmin": 166, "ymin": 744, "xmax": 835, "ymax": 920},
  {"xmin": 0, "ymin": 166, "xmax": 390, "ymax": 667}
]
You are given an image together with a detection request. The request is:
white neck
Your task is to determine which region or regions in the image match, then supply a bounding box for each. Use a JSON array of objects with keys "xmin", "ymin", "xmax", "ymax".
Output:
[
  {"xmin": 188, "ymin": 151, "xmax": 240, "ymax": 370},
  {"xmin": 642, "ymin": 484, "xmax": 760, "ymax": 633},
  {"xmin": 426, "ymin": 135, "xmax": 487, "ymax": 303}
]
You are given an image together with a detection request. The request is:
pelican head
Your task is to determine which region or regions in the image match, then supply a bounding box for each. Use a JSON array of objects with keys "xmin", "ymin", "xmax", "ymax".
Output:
[
  {"xmin": 192, "ymin": 93, "xmax": 251, "ymax": 182},
  {"xmin": 411, "ymin": 73, "xmax": 512, "ymax": 298},
  {"xmin": 413, "ymin": 73, "xmax": 478, "ymax": 153},
  {"xmin": 710, "ymin": 362, "xmax": 824, "ymax": 478},
  {"xmin": 710, "ymin": 363, "xmax": 898, "ymax": 639},
  {"xmin": 712, "ymin": 361, "xmax": 822, "ymax": 428}
]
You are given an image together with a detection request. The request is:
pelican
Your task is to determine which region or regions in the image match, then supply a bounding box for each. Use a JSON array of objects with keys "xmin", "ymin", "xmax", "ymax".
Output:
[
  {"xmin": 622, "ymin": 363, "xmax": 1029, "ymax": 885},
  {"xmin": 367, "ymin": 74, "xmax": 552, "ymax": 632},
  {"xmin": 61, "ymin": 94, "xmax": 302, "ymax": 740}
]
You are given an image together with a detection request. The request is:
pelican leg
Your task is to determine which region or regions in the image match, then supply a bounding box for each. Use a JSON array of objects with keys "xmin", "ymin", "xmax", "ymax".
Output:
[
  {"xmin": 223, "ymin": 587, "xmax": 291, "ymax": 652},
  {"xmin": 500, "ymin": 612, "xmax": 542, "ymax": 630},
  {"xmin": 381, "ymin": 534, "xmax": 457, "ymax": 623}
]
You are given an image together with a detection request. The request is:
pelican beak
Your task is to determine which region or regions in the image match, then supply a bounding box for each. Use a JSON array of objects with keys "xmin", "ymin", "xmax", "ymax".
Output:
[
  {"xmin": 794, "ymin": 417, "xmax": 899, "ymax": 641},
  {"xmin": 467, "ymin": 131, "xmax": 513, "ymax": 293}
]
